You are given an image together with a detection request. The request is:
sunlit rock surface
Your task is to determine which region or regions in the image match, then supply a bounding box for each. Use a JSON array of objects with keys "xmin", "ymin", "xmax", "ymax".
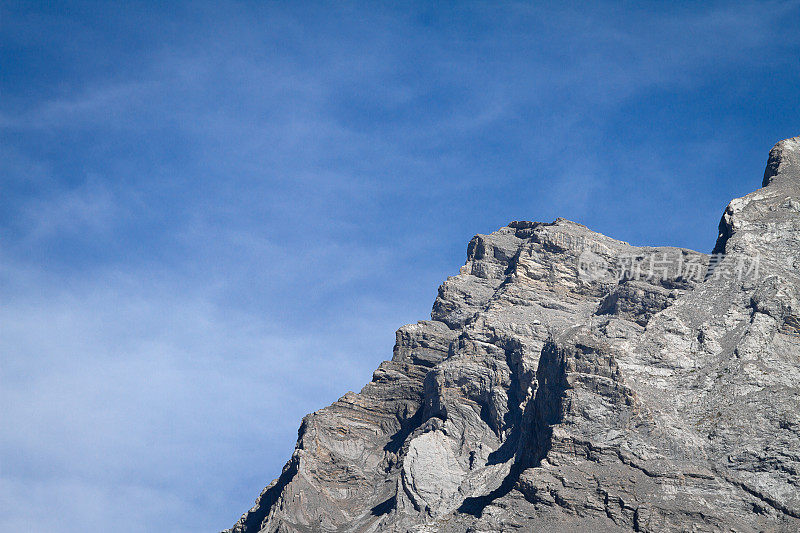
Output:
[{"xmin": 226, "ymin": 137, "xmax": 800, "ymax": 533}]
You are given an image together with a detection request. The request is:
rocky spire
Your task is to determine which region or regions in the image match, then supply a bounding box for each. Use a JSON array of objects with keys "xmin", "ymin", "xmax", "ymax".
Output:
[{"xmin": 763, "ymin": 135, "xmax": 800, "ymax": 187}]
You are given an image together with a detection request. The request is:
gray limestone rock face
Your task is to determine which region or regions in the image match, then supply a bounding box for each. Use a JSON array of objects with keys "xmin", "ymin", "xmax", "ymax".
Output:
[{"xmin": 226, "ymin": 137, "xmax": 800, "ymax": 533}]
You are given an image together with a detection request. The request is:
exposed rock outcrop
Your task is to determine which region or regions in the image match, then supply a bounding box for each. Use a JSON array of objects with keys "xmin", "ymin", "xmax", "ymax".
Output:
[{"xmin": 227, "ymin": 137, "xmax": 800, "ymax": 532}]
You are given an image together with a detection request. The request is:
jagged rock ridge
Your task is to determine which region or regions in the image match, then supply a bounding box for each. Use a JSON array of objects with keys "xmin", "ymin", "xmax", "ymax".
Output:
[{"xmin": 227, "ymin": 137, "xmax": 800, "ymax": 532}]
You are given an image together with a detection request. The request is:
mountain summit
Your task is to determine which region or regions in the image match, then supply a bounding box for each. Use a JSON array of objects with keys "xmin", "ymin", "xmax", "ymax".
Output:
[{"xmin": 227, "ymin": 138, "xmax": 800, "ymax": 532}]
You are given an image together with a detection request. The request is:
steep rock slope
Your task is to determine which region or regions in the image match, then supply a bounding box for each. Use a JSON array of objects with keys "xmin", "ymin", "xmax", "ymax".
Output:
[{"xmin": 227, "ymin": 137, "xmax": 800, "ymax": 532}]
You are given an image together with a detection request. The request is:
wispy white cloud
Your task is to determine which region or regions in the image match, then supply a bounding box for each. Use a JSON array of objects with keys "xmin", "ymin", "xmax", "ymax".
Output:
[{"xmin": 0, "ymin": 258, "xmax": 403, "ymax": 531}]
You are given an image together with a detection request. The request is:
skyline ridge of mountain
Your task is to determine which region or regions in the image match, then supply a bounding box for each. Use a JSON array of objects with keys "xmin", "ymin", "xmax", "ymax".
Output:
[{"xmin": 227, "ymin": 136, "xmax": 800, "ymax": 533}]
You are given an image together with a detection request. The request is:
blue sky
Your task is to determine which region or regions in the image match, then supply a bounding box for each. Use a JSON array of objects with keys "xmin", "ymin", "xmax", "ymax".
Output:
[{"xmin": 1, "ymin": 1, "xmax": 799, "ymax": 531}]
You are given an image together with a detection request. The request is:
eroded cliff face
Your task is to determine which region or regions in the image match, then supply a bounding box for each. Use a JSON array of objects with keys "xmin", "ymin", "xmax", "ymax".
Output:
[{"xmin": 227, "ymin": 137, "xmax": 800, "ymax": 533}]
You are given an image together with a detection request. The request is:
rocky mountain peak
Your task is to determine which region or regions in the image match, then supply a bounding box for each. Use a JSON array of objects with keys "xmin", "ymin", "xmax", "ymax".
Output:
[
  {"xmin": 227, "ymin": 137, "xmax": 800, "ymax": 533},
  {"xmin": 714, "ymin": 135, "xmax": 800, "ymax": 260},
  {"xmin": 763, "ymin": 135, "xmax": 800, "ymax": 187}
]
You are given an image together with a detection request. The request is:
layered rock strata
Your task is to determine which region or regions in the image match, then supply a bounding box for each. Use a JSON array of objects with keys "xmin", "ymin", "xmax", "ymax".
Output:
[{"xmin": 227, "ymin": 137, "xmax": 800, "ymax": 533}]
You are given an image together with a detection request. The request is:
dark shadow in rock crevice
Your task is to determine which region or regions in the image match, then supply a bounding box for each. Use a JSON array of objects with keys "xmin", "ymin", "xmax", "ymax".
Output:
[
  {"xmin": 484, "ymin": 341, "xmax": 525, "ymax": 466},
  {"xmin": 458, "ymin": 461, "xmax": 527, "ymax": 517},
  {"xmin": 371, "ymin": 495, "xmax": 396, "ymax": 516},
  {"xmin": 458, "ymin": 341, "xmax": 570, "ymax": 517},
  {"xmin": 384, "ymin": 404, "xmax": 426, "ymax": 454}
]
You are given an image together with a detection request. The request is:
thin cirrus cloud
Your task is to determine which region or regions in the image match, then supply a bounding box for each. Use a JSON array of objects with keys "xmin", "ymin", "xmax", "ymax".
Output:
[
  {"xmin": 2, "ymin": 2, "xmax": 800, "ymax": 532},
  {"xmin": 0, "ymin": 261, "xmax": 397, "ymax": 532}
]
